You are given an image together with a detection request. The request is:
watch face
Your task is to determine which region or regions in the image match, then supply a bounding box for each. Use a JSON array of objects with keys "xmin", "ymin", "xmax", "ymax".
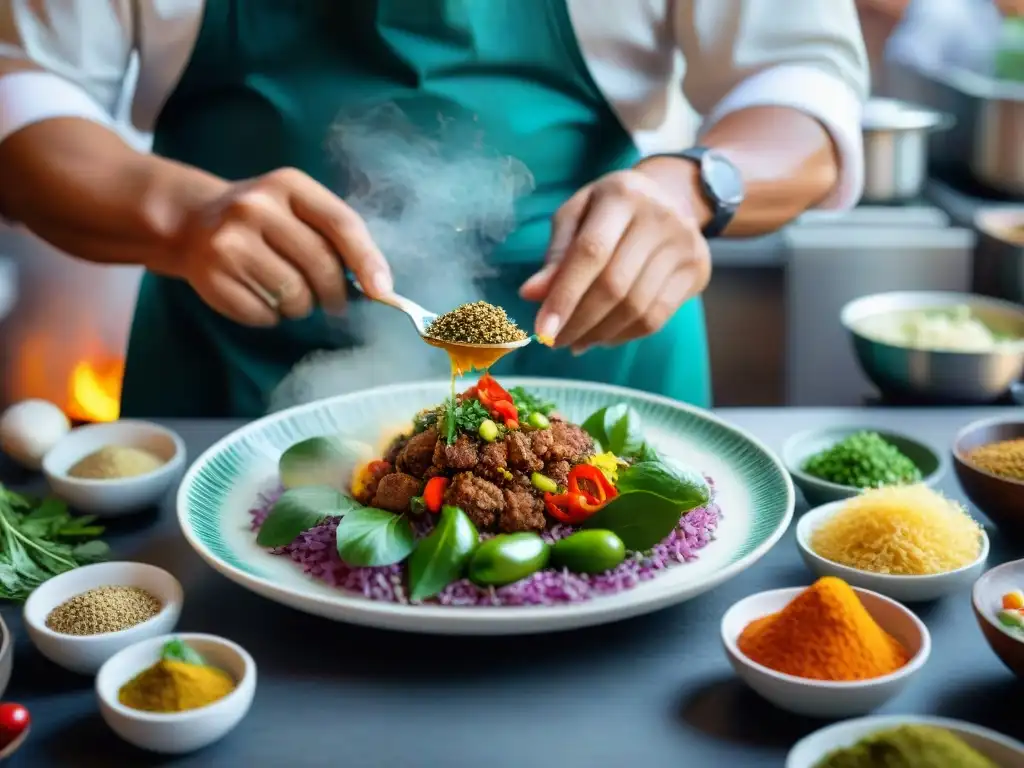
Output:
[{"xmin": 703, "ymin": 151, "xmax": 745, "ymax": 206}]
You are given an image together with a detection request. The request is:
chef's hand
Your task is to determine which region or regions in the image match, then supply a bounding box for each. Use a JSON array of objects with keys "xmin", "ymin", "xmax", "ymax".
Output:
[
  {"xmin": 519, "ymin": 159, "xmax": 712, "ymax": 353},
  {"xmin": 171, "ymin": 167, "xmax": 392, "ymax": 326}
]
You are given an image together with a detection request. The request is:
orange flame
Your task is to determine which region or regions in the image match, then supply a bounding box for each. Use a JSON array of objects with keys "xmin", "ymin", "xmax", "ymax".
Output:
[{"xmin": 67, "ymin": 359, "xmax": 123, "ymax": 423}]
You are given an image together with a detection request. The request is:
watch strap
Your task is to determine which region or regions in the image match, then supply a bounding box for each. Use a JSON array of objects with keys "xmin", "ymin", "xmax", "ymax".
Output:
[{"xmin": 662, "ymin": 147, "xmax": 738, "ymax": 239}]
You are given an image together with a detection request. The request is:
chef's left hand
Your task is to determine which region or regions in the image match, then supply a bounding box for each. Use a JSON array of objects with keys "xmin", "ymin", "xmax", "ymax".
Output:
[{"xmin": 519, "ymin": 158, "xmax": 712, "ymax": 354}]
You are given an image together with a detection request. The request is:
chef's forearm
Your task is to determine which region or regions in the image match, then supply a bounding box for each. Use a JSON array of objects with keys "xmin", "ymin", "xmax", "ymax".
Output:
[
  {"xmin": 0, "ymin": 118, "xmax": 226, "ymax": 275},
  {"xmin": 638, "ymin": 106, "xmax": 842, "ymax": 238}
]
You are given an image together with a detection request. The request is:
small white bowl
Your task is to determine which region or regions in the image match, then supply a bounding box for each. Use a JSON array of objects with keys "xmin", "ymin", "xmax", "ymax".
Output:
[
  {"xmin": 96, "ymin": 633, "xmax": 256, "ymax": 754},
  {"xmin": 796, "ymin": 500, "xmax": 990, "ymax": 602},
  {"xmin": 721, "ymin": 585, "xmax": 930, "ymax": 718},
  {"xmin": 787, "ymin": 715, "xmax": 1024, "ymax": 767},
  {"xmin": 24, "ymin": 561, "xmax": 183, "ymax": 674},
  {"xmin": 42, "ymin": 420, "xmax": 186, "ymax": 516}
]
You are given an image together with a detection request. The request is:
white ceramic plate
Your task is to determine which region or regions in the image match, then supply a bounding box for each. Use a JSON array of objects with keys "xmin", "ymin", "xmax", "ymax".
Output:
[
  {"xmin": 176, "ymin": 378, "xmax": 794, "ymax": 634},
  {"xmin": 787, "ymin": 715, "xmax": 1024, "ymax": 767}
]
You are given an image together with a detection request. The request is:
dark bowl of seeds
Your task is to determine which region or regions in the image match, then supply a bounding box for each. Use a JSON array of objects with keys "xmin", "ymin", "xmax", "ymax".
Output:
[
  {"xmin": 23, "ymin": 561, "xmax": 183, "ymax": 675},
  {"xmin": 953, "ymin": 417, "xmax": 1024, "ymax": 538}
]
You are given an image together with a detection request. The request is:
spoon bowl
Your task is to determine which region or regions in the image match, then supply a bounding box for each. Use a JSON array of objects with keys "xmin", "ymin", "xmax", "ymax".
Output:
[{"xmin": 349, "ymin": 274, "xmax": 534, "ymax": 354}]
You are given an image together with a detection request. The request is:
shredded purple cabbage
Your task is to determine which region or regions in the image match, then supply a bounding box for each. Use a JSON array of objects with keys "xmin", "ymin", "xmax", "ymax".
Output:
[{"xmin": 249, "ymin": 481, "xmax": 720, "ymax": 606}]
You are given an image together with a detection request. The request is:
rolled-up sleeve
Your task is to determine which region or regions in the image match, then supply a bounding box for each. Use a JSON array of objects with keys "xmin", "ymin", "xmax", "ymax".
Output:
[
  {"xmin": 674, "ymin": 0, "xmax": 870, "ymax": 210},
  {"xmin": 0, "ymin": 0, "xmax": 134, "ymax": 145}
]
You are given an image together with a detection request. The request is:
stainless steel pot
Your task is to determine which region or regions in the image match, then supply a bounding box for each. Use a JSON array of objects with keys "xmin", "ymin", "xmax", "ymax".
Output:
[
  {"xmin": 973, "ymin": 207, "xmax": 1024, "ymax": 304},
  {"xmin": 861, "ymin": 98, "xmax": 954, "ymax": 204},
  {"xmin": 974, "ymin": 96, "xmax": 1024, "ymax": 195}
]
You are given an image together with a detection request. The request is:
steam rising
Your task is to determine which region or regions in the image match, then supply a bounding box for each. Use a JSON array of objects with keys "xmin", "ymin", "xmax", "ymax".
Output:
[{"xmin": 269, "ymin": 104, "xmax": 533, "ymax": 412}]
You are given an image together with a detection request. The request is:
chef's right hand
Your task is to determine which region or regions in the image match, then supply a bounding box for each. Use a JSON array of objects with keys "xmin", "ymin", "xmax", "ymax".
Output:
[{"xmin": 171, "ymin": 167, "xmax": 392, "ymax": 326}]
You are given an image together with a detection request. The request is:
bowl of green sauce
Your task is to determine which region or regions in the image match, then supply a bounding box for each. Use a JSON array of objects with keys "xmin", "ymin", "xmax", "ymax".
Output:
[
  {"xmin": 787, "ymin": 715, "xmax": 1024, "ymax": 768},
  {"xmin": 783, "ymin": 427, "xmax": 945, "ymax": 508}
]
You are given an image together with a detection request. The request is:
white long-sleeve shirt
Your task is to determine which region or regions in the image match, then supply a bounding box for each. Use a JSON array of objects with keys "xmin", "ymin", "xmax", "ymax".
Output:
[{"xmin": 0, "ymin": 0, "xmax": 870, "ymax": 209}]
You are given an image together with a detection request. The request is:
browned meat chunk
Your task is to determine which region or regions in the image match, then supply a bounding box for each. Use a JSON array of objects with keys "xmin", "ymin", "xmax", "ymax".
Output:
[
  {"xmin": 545, "ymin": 460, "xmax": 571, "ymax": 487},
  {"xmin": 355, "ymin": 460, "xmax": 394, "ymax": 505},
  {"xmin": 445, "ymin": 472, "xmax": 504, "ymax": 530},
  {"xmin": 547, "ymin": 420, "xmax": 593, "ymax": 462},
  {"xmin": 506, "ymin": 431, "xmax": 543, "ymax": 473},
  {"xmin": 397, "ymin": 427, "xmax": 438, "ymax": 478},
  {"xmin": 500, "ymin": 488, "xmax": 546, "ymax": 533},
  {"xmin": 432, "ymin": 434, "xmax": 479, "ymax": 471},
  {"xmin": 478, "ymin": 441, "xmax": 508, "ymax": 481},
  {"xmin": 530, "ymin": 428, "xmax": 554, "ymax": 459},
  {"xmin": 372, "ymin": 472, "xmax": 422, "ymax": 512},
  {"xmin": 383, "ymin": 436, "xmax": 408, "ymax": 465}
]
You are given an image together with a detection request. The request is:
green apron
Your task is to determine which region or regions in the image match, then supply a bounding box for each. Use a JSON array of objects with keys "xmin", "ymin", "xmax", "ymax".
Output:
[{"xmin": 121, "ymin": 0, "xmax": 711, "ymax": 419}]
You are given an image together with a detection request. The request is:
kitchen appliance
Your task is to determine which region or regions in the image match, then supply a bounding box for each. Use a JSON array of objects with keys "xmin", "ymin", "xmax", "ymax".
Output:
[
  {"xmin": 861, "ymin": 98, "xmax": 953, "ymax": 204},
  {"xmin": 784, "ymin": 208, "xmax": 974, "ymax": 407}
]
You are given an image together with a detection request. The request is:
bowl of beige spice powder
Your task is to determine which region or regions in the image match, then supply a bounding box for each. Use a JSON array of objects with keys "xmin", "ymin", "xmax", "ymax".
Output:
[{"xmin": 23, "ymin": 561, "xmax": 183, "ymax": 674}]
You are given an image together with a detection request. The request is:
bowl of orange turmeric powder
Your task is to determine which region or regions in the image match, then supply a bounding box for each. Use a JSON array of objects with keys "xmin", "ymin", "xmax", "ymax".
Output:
[{"xmin": 720, "ymin": 577, "xmax": 930, "ymax": 718}]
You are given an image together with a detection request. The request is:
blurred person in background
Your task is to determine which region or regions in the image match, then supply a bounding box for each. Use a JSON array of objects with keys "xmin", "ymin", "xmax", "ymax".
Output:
[{"xmin": 0, "ymin": 1, "xmax": 868, "ymax": 419}]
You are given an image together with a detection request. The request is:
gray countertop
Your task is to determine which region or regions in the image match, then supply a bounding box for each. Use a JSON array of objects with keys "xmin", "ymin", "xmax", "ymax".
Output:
[{"xmin": 3, "ymin": 407, "xmax": 1022, "ymax": 768}]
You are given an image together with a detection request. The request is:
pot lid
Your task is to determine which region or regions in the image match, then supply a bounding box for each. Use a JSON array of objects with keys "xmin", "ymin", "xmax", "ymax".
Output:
[{"xmin": 861, "ymin": 98, "xmax": 950, "ymax": 131}]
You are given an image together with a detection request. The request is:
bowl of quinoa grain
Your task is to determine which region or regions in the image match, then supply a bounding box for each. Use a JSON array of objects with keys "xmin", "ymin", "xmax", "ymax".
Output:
[
  {"xmin": 23, "ymin": 561, "xmax": 183, "ymax": 674},
  {"xmin": 953, "ymin": 416, "xmax": 1024, "ymax": 538}
]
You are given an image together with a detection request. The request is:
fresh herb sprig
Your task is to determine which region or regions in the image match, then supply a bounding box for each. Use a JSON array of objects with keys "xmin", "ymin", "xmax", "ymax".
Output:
[
  {"xmin": 0, "ymin": 487, "xmax": 109, "ymax": 601},
  {"xmin": 442, "ymin": 397, "xmax": 490, "ymax": 444},
  {"xmin": 161, "ymin": 638, "xmax": 206, "ymax": 666},
  {"xmin": 509, "ymin": 387, "xmax": 555, "ymax": 422}
]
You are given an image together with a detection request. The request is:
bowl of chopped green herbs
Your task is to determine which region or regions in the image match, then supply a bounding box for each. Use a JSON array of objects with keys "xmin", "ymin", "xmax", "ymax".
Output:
[{"xmin": 783, "ymin": 428, "xmax": 945, "ymax": 508}]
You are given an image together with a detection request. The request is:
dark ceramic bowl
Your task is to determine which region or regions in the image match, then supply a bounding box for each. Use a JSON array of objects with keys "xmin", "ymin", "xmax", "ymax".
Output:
[
  {"xmin": 972, "ymin": 559, "xmax": 1024, "ymax": 680},
  {"xmin": 953, "ymin": 417, "xmax": 1024, "ymax": 536}
]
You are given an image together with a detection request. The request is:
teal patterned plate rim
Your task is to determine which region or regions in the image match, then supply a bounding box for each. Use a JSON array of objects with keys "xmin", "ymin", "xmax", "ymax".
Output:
[{"xmin": 176, "ymin": 377, "xmax": 795, "ymax": 634}]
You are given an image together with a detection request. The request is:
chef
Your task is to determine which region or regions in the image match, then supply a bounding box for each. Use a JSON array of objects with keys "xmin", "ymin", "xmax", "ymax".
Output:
[{"xmin": 0, "ymin": 1, "xmax": 868, "ymax": 418}]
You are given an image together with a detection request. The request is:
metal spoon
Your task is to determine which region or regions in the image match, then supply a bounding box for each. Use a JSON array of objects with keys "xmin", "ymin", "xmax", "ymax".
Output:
[{"xmin": 346, "ymin": 273, "xmax": 533, "ymax": 352}]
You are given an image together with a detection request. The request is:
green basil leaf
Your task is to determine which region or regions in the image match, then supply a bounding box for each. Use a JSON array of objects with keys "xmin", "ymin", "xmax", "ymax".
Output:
[
  {"xmin": 161, "ymin": 638, "xmax": 206, "ymax": 666},
  {"xmin": 581, "ymin": 406, "xmax": 611, "ymax": 452},
  {"xmin": 407, "ymin": 505, "xmax": 478, "ymax": 601},
  {"xmin": 582, "ymin": 491, "xmax": 685, "ymax": 551},
  {"xmin": 279, "ymin": 435, "xmax": 368, "ymax": 490},
  {"xmin": 257, "ymin": 486, "xmax": 346, "ymax": 547},
  {"xmin": 602, "ymin": 404, "xmax": 644, "ymax": 457},
  {"xmin": 335, "ymin": 507, "xmax": 416, "ymax": 567},
  {"xmin": 615, "ymin": 461, "xmax": 710, "ymax": 508}
]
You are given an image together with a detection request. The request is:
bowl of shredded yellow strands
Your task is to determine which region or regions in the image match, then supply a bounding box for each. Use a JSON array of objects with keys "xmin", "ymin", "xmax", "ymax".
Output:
[
  {"xmin": 796, "ymin": 486, "xmax": 989, "ymax": 602},
  {"xmin": 953, "ymin": 417, "xmax": 1024, "ymax": 538}
]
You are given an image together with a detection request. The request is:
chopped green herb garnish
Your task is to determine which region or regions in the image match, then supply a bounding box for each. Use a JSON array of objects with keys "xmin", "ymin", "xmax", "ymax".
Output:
[
  {"xmin": 442, "ymin": 397, "xmax": 490, "ymax": 444},
  {"xmin": 509, "ymin": 387, "xmax": 555, "ymax": 422}
]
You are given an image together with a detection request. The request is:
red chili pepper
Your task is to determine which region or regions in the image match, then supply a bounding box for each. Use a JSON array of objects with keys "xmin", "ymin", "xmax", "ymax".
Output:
[
  {"xmin": 477, "ymin": 373, "xmax": 513, "ymax": 405},
  {"xmin": 567, "ymin": 464, "xmax": 617, "ymax": 506},
  {"xmin": 492, "ymin": 399, "xmax": 518, "ymax": 423},
  {"xmin": 543, "ymin": 492, "xmax": 601, "ymax": 525},
  {"xmin": 505, "ymin": 419, "xmax": 519, "ymax": 430},
  {"xmin": 423, "ymin": 476, "xmax": 449, "ymax": 514}
]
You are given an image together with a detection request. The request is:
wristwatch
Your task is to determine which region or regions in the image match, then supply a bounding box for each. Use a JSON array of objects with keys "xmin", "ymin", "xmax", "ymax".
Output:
[{"xmin": 655, "ymin": 147, "xmax": 745, "ymax": 239}]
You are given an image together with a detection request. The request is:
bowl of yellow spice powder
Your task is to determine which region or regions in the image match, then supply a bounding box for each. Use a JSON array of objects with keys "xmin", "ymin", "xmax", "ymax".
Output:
[
  {"xmin": 96, "ymin": 634, "xmax": 255, "ymax": 755},
  {"xmin": 24, "ymin": 561, "xmax": 183, "ymax": 674},
  {"xmin": 42, "ymin": 420, "xmax": 186, "ymax": 517},
  {"xmin": 953, "ymin": 417, "xmax": 1024, "ymax": 538},
  {"xmin": 721, "ymin": 577, "xmax": 930, "ymax": 718}
]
